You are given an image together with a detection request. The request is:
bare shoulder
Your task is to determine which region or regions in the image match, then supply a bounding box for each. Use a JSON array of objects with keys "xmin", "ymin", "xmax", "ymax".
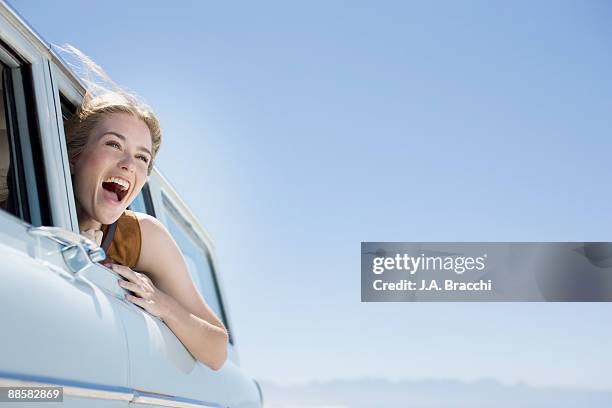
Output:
[
  {"xmin": 133, "ymin": 212, "xmax": 180, "ymax": 275},
  {"xmin": 133, "ymin": 211, "xmax": 168, "ymax": 240}
]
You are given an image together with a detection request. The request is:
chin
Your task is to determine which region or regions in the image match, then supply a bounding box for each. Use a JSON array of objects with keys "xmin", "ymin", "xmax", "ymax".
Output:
[{"xmin": 95, "ymin": 207, "xmax": 126, "ymax": 225}]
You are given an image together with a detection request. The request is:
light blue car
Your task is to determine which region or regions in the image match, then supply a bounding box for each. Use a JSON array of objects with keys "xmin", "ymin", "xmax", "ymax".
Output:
[{"xmin": 0, "ymin": 1, "xmax": 263, "ymax": 406}]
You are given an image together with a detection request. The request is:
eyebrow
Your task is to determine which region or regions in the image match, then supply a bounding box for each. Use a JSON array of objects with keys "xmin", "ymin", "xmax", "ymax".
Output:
[{"xmin": 102, "ymin": 131, "xmax": 152, "ymax": 157}]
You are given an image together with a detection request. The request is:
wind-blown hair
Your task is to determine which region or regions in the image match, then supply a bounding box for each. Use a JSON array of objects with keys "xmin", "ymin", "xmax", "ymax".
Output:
[{"xmin": 59, "ymin": 45, "xmax": 162, "ymax": 174}]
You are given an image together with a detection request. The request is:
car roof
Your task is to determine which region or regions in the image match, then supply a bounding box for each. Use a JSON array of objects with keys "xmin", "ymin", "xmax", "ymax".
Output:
[
  {"xmin": 1, "ymin": 1, "xmax": 87, "ymax": 88},
  {"xmin": 1, "ymin": 1, "xmax": 215, "ymax": 249}
]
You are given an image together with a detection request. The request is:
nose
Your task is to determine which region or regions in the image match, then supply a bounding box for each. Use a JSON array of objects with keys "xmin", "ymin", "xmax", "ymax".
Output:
[{"xmin": 118, "ymin": 153, "xmax": 136, "ymax": 173}]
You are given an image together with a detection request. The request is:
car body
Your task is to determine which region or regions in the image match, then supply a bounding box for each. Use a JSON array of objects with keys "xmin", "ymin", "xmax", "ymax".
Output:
[{"xmin": 0, "ymin": 1, "xmax": 263, "ymax": 407}]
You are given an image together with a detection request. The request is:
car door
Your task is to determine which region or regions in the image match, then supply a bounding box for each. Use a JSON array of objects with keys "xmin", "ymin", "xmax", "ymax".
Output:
[
  {"xmin": 121, "ymin": 180, "xmax": 261, "ymax": 408},
  {"xmin": 0, "ymin": 213, "xmax": 132, "ymax": 407},
  {"xmin": 0, "ymin": 14, "xmax": 132, "ymax": 406},
  {"xmin": 120, "ymin": 186, "xmax": 229, "ymax": 407},
  {"xmin": 39, "ymin": 13, "xmax": 261, "ymax": 407},
  {"xmin": 46, "ymin": 59, "xmax": 234, "ymax": 407}
]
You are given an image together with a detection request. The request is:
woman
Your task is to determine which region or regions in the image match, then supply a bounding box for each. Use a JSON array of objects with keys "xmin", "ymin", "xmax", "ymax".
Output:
[{"xmin": 66, "ymin": 89, "xmax": 228, "ymax": 371}]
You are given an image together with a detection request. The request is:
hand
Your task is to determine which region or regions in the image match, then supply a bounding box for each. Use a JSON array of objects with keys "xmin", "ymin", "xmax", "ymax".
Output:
[
  {"xmin": 106, "ymin": 263, "xmax": 175, "ymax": 321},
  {"xmin": 81, "ymin": 228, "xmax": 103, "ymax": 247}
]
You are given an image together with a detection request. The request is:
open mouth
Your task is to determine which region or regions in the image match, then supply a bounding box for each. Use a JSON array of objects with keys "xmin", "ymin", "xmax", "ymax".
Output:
[{"xmin": 101, "ymin": 177, "xmax": 130, "ymax": 203}]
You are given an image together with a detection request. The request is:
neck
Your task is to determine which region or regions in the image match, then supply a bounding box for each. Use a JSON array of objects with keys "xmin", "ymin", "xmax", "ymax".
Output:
[
  {"xmin": 79, "ymin": 218, "xmax": 103, "ymax": 232},
  {"xmin": 76, "ymin": 204, "xmax": 103, "ymax": 232}
]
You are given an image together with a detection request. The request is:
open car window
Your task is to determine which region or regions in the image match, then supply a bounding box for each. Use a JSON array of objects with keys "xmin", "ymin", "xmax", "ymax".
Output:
[{"xmin": 0, "ymin": 48, "xmax": 49, "ymax": 226}]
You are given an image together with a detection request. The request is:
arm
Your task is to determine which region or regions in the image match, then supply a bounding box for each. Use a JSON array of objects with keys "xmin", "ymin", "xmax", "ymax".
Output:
[{"xmin": 117, "ymin": 213, "xmax": 229, "ymax": 371}]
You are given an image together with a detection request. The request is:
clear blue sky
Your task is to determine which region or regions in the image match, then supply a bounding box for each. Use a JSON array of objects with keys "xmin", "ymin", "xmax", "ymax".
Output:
[{"xmin": 13, "ymin": 0, "xmax": 612, "ymax": 390}]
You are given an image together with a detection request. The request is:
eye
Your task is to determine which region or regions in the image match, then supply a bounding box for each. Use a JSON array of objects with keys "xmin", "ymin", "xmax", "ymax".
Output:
[
  {"xmin": 105, "ymin": 141, "xmax": 121, "ymax": 150},
  {"xmin": 136, "ymin": 154, "xmax": 150, "ymax": 163}
]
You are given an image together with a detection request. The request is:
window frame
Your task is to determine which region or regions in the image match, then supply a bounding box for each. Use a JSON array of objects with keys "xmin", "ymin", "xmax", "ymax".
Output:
[
  {"xmin": 48, "ymin": 60, "xmax": 85, "ymax": 233},
  {"xmin": 160, "ymin": 191, "xmax": 233, "ymax": 344},
  {"xmin": 1, "ymin": 60, "xmax": 28, "ymax": 221},
  {"xmin": 0, "ymin": 7, "xmax": 78, "ymax": 231},
  {"xmin": 129, "ymin": 183, "xmax": 157, "ymax": 217},
  {"xmin": 0, "ymin": 37, "xmax": 50, "ymax": 226},
  {"xmin": 145, "ymin": 172, "xmax": 235, "ymax": 346}
]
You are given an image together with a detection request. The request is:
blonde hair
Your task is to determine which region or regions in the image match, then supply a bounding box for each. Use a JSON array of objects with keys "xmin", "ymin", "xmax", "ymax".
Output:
[{"xmin": 60, "ymin": 45, "xmax": 162, "ymax": 174}]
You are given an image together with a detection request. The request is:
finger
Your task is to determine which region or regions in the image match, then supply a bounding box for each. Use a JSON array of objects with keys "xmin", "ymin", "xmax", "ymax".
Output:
[
  {"xmin": 134, "ymin": 272, "xmax": 152, "ymax": 286},
  {"xmin": 83, "ymin": 229, "xmax": 102, "ymax": 245},
  {"xmin": 118, "ymin": 280, "xmax": 147, "ymax": 296},
  {"xmin": 93, "ymin": 230, "xmax": 103, "ymax": 246},
  {"xmin": 125, "ymin": 294, "xmax": 154, "ymax": 310},
  {"xmin": 82, "ymin": 229, "xmax": 95, "ymax": 242},
  {"xmin": 107, "ymin": 264, "xmax": 139, "ymax": 282},
  {"xmin": 128, "ymin": 270, "xmax": 153, "ymax": 289},
  {"xmin": 125, "ymin": 294, "xmax": 146, "ymax": 307}
]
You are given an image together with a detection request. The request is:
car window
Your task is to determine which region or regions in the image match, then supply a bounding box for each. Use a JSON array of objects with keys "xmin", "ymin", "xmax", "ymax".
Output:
[
  {"xmin": 60, "ymin": 95, "xmax": 156, "ymax": 223},
  {"xmin": 129, "ymin": 184, "xmax": 156, "ymax": 216},
  {"xmin": 0, "ymin": 49, "xmax": 49, "ymax": 226},
  {"xmin": 60, "ymin": 93, "xmax": 77, "ymax": 122},
  {"xmin": 161, "ymin": 193, "xmax": 230, "ymax": 340},
  {"xmin": 129, "ymin": 191, "xmax": 147, "ymax": 214},
  {"xmin": 0, "ymin": 68, "xmax": 11, "ymax": 214}
]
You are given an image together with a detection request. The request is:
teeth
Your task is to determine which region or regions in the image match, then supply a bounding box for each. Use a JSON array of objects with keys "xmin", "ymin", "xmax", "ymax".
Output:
[{"xmin": 104, "ymin": 176, "xmax": 130, "ymax": 191}]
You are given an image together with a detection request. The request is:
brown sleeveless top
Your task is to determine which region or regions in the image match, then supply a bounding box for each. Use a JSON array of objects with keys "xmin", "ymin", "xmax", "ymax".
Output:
[{"xmin": 100, "ymin": 210, "xmax": 142, "ymax": 268}]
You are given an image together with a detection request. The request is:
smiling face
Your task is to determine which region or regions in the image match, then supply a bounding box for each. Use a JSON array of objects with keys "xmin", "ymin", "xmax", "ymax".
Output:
[{"xmin": 72, "ymin": 112, "xmax": 153, "ymax": 226}]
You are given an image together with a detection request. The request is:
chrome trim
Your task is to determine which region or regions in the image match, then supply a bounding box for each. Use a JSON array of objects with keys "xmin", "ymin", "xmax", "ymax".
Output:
[
  {"xmin": 0, "ymin": 371, "xmax": 225, "ymax": 407},
  {"xmin": 0, "ymin": 372, "xmax": 132, "ymax": 402},
  {"xmin": 60, "ymin": 244, "xmax": 92, "ymax": 273},
  {"xmin": 133, "ymin": 390, "xmax": 221, "ymax": 408},
  {"xmin": 28, "ymin": 226, "xmax": 98, "ymax": 252},
  {"xmin": 0, "ymin": 44, "xmax": 19, "ymax": 67},
  {"xmin": 0, "ymin": 0, "xmax": 51, "ymax": 53},
  {"xmin": 28, "ymin": 226, "xmax": 106, "ymax": 268}
]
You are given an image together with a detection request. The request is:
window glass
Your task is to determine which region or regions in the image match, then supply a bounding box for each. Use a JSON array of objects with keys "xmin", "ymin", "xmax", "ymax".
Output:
[
  {"xmin": 60, "ymin": 94, "xmax": 76, "ymax": 123},
  {"xmin": 129, "ymin": 191, "xmax": 147, "ymax": 214},
  {"xmin": 128, "ymin": 184, "xmax": 155, "ymax": 216},
  {"xmin": 163, "ymin": 196, "xmax": 227, "ymax": 330},
  {"xmin": 0, "ymin": 58, "xmax": 45, "ymax": 224},
  {"xmin": 0, "ymin": 64, "xmax": 12, "ymax": 214}
]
